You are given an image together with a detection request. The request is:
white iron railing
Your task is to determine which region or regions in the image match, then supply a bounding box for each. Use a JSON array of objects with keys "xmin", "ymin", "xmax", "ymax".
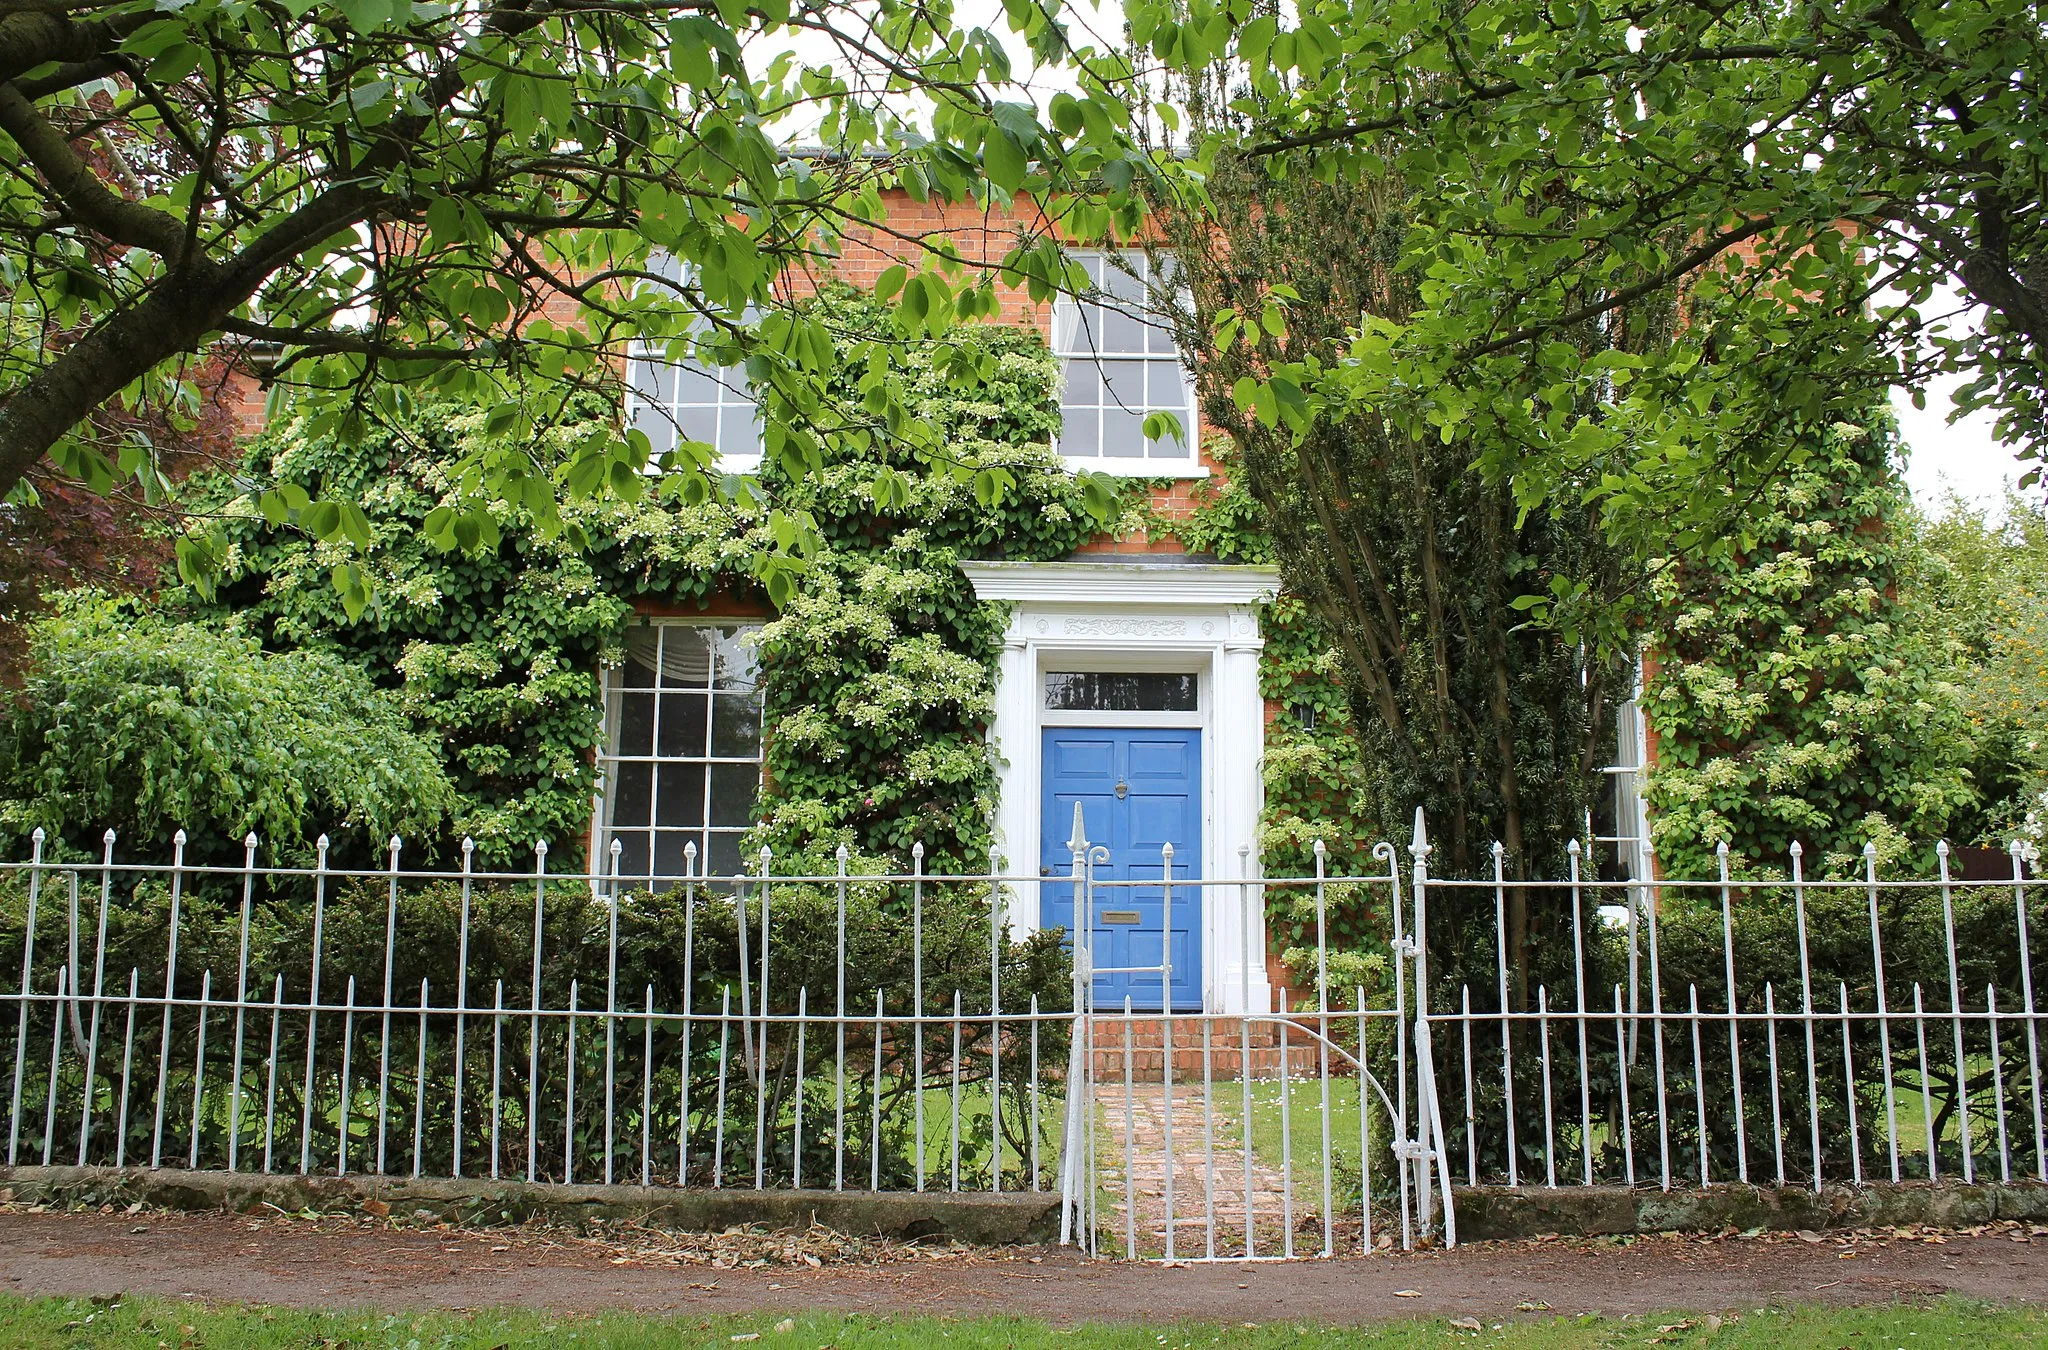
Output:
[{"xmin": 0, "ymin": 809, "xmax": 2041, "ymax": 1262}]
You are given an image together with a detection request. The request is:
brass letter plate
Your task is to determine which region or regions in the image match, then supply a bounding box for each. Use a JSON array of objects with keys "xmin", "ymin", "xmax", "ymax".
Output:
[{"xmin": 1098, "ymin": 910, "xmax": 1142, "ymax": 925}]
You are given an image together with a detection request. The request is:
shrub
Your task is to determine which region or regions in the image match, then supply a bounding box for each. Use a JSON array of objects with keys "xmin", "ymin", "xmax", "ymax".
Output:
[{"xmin": 0, "ymin": 596, "xmax": 452, "ymax": 867}]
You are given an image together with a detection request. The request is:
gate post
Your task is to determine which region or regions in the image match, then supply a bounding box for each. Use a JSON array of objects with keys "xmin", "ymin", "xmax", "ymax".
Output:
[
  {"xmin": 1058, "ymin": 802, "xmax": 1094, "ymax": 1250},
  {"xmin": 1408, "ymin": 808, "xmax": 1458, "ymax": 1247}
]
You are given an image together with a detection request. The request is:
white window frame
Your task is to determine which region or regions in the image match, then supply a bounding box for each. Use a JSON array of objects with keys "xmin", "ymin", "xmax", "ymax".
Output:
[
  {"xmin": 593, "ymin": 620, "xmax": 766, "ymax": 888},
  {"xmin": 1053, "ymin": 250, "xmax": 1204, "ymax": 477},
  {"xmin": 624, "ymin": 340, "xmax": 764, "ymax": 473},
  {"xmin": 1589, "ymin": 662, "xmax": 1652, "ymax": 924}
]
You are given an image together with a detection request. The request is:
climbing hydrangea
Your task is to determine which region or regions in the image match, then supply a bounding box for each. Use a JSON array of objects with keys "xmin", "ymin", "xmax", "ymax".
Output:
[{"xmin": 167, "ymin": 289, "xmax": 1135, "ymax": 874}]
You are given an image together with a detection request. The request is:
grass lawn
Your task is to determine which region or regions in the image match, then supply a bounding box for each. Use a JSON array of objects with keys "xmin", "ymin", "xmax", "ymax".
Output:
[
  {"xmin": 0, "ymin": 1294, "xmax": 2039, "ymax": 1347},
  {"xmin": 1237, "ymin": 1075, "xmax": 1368, "ymax": 1208}
]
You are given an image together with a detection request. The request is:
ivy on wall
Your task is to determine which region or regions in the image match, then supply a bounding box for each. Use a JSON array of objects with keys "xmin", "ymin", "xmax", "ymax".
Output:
[{"xmin": 171, "ymin": 289, "xmax": 1140, "ymax": 874}]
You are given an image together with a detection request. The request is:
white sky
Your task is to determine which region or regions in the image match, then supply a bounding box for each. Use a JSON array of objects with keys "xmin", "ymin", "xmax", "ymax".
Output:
[
  {"xmin": 1895, "ymin": 372, "xmax": 2032, "ymax": 521},
  {"xmin": 1890, "ymin": 283, "xmax": 2036, "ymax": 522}
]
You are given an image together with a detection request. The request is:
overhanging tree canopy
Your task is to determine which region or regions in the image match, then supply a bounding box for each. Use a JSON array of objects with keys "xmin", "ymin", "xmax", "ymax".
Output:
[
  {"xmin": 0, "ymin": 0, "xmax": 1145, "ymax": 601},
  {"xmin": 1128, "ymin": 0, "xmax": 2044, "ymax": 566}
]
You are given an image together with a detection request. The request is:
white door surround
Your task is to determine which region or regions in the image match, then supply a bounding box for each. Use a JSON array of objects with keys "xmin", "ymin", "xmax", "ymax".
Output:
[{"xmin": 961, "ymin": 558, "xmax": 1281, "ymax": 1015}]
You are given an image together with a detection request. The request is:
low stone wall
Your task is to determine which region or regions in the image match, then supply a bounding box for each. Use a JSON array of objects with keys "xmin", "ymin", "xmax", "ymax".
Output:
[
  {"xmin": 0, "ymin": 1165, "xmax": 1063, "ymax": 1246},
  {"xmin": 6, "ymin": 1165, "xmax": 2037, "ymax": 1250},
  {"xmin": 1453, "ymin": 1180, "xmax": 2048, "ymax": 1241}
]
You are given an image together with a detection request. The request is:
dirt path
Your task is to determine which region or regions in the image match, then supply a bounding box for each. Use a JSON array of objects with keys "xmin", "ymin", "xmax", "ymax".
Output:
[{"xmin": 1, "ymin": 1207, "xmax": 2045, "ymax": 1325}]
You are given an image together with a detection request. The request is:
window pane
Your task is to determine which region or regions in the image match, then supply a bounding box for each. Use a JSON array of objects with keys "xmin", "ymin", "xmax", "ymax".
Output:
[
  {"xmin": 1103, "ymin": 360, "xmax": 1148, "ymax": 409},
  {"xmin": 676, "ymin": 361, "xmax": 722, "ymax": 404},
  {"xmin": 1059, "ymin": 408, "xmax": 1099, "ymax": 458},
  {"xmin": 717, "ymin": 405, "xmax": 758, "ymax": 457},
  {"xmin": 1096, "ymin": 298, "xmax": 1147, "ymax": 354},
  {"xmin": 656, "ymin": 692, "xmax": 708, "ymax": 757},
  {"xmin": 711, "ymin": 691, "xmax": 763, "ymax": 757},
  {"xmin": 652, "ymin": 830, "xmax": 696, "ymax": 882},
  {"xmin": 1044, "ymin": 672, "xmax": 1199, "ymax": 712},
  {"xmin": 709, "ymin": 762, "xmax": 760, "ymax": 826},
  {"xmin": 612, "ymin": 830, "xmax": 651, "ymax": 880},
  {"xmin": 610, "ymin": 761, "xmax": 653, "ymax": 827},
  {"xmin": 1101, "ymin": 407, "xmax": 1147, "ymax": 457},
  {"xmin": 1146, "ymin": 313, "xmax": 1179, "ymax": 356},
  {"xmin": 615, "ymin": 690, "xmax": 655, "ymax": 757},
  {"xmin": 618, "ymin": 652, "xmax": 657, "ymax": 690},
  {"xmin": 655, "ymin": 762, "xmax": 707, "ymax": 827},
  {"xmin": 631, "ymin": 400, "xmax": 673, "ymax": 454},
  {"xmin": 711, "ymin": 627, "xmax": 758, "ymax": 691},
  {"xmin": 1147, "ymin": 360, "xmax": 1185, "ymax": 410},
  {"xmin": 1061, "ymin": 358, "xmax": 1102, "ymax": 406},
  {"xmin": 705, "ymin": 830, "xmax": 746, "ymax": 879},
  {"xmin": 1104, "ymin": 262, "xmax": 1147, "ymax": 305},
  {"xmin": 629, "ymin": 357, "xmax": 672, "ymax": 406},
  {"xmin": 676, "ymin": 403, "xmax": 719, "ymax": 448},
  {"xmin": 659, "ymin": 627, "xmax": 714, "ymax": 688}
]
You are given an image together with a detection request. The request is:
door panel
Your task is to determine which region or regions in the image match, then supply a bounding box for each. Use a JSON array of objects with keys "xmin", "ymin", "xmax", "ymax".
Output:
[{"xmin": 1040, "ymin": 727, "xmax": 1202, "ymax": 1010}]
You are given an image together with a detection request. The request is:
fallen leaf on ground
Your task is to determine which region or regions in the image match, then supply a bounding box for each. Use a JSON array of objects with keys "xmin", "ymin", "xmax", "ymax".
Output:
[
  {"xmin": 1448, "ymin": 1317, "xmax": 1482, "ymax": 1331},
  {"xmin": 1393, "ymin": 1289, "xmax": 1421, "ymax": 1298}
]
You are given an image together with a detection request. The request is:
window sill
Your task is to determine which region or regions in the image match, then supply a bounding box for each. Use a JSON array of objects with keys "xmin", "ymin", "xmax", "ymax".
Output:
[{"xmin": 1063, "ymin": 460, "xmax": 1211, "ymax": 481}]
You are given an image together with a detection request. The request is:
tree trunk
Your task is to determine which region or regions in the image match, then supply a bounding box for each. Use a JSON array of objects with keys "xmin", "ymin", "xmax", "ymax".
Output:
[{"xmin": 0, "ymin": 263, "xmax": 236, "ymax": 499}]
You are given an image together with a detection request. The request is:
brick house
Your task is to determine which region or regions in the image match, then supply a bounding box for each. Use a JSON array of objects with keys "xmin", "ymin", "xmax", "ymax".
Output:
[{"xmin": 219, "ymin": 189, "xmax": 1651, "ymax": 1018}]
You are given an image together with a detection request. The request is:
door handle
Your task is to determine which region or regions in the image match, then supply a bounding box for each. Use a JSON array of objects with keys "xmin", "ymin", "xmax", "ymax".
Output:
[{"xmin": 1114, "ymin": 779, "xmax": 1128, "ymax": 799}]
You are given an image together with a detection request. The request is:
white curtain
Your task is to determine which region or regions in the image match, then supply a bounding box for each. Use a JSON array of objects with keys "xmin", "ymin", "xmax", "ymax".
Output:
[{"xmin": 625, "ymin": 626, "xmax": 713, "ymax": 685}]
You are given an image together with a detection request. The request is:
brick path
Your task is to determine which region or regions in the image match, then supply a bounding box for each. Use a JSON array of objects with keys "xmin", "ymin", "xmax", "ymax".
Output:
[{"xmin": 1094, "ymin": 1081, "xmax": 1306, "ymax": 1257}]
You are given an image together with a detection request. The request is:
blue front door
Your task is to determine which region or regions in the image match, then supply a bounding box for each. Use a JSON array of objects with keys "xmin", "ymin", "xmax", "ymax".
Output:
[{"xmin": 1040, "ymin": 728, "xmax": 1202, "ymax": 1011}]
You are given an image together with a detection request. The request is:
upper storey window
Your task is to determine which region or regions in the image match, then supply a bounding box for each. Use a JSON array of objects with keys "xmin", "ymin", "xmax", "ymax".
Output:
[
  {"xmin": 625, "ymin": 342, "xmax": 762, "ymax": 470},
  {"xmin": 623, "ymin": 253, "xmax": 762, "ymax": 470},
  {"xmin": 1054, "ymin": 251, "xmax": 1198, "ymax": 471}
]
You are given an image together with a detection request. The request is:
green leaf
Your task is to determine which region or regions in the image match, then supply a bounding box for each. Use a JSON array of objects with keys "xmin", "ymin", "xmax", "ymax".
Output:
[
  {"xmin": 301, "ymin": 500, "xmax": 341, "ymax": 540},
  {"xmin": 983, "ymin": 130, "xmax": 1028, "ymax": 192}
]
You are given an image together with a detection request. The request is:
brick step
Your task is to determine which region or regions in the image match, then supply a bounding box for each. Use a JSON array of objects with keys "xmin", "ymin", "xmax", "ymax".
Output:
[
  {"xmin": 1073, "ymin": 1016, "xmax": 1359, "ymax": 1082},
  {"xmin": 1088, "ymin": 1050, "xmax": 1335, "ymax": 1080},
  {"xmin": 1085, "ymin": 1016, "xmax": 1346, "ymax": 1049}
]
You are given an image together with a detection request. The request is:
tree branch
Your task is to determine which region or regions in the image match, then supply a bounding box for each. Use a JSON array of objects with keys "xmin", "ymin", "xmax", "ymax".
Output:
[
  {"xmin": 0, "ymin": 81, "xmax": 189, "ymax": 259},
  {"xmin": 1458, "ymin": 215, "xmax": 1780, "ymax": 361}
]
